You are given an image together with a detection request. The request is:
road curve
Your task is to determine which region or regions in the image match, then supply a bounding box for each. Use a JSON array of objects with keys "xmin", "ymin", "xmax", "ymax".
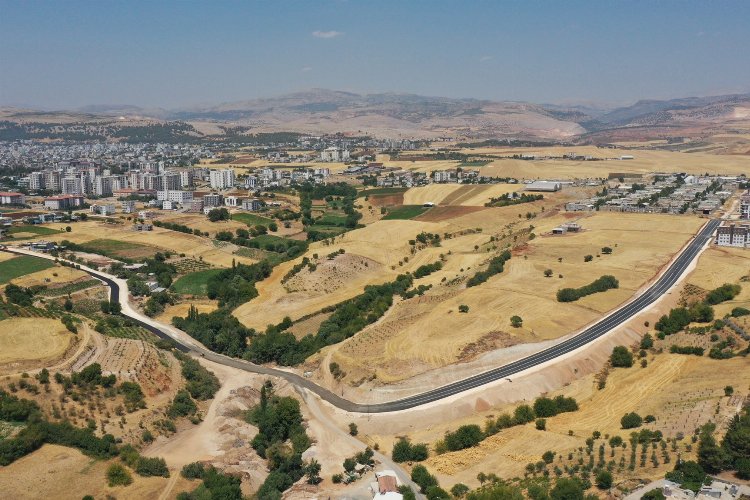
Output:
[{"xmin": 3, "ymin": 218, "xmax": 719, "ymax": 413}]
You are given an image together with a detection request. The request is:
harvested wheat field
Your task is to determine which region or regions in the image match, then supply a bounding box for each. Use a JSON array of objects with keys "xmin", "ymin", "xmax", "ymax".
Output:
[
  {"xmin": 374, "ymin": 353, "xmax": 750, "ymax": 491},
  {"xmin": 321, "ymin": 212, "xmax": 705, "ymax": 384},
  {"xmin": 0, "ymin": 318, "xmax": 73, "ymax": 368},
  {"xmin": 685, "ymin": 245, "xmax": 750, "ymax": 317},
  {"xmin": 442, "ymin": 146, "xmax": 750, "ymax": 179},
  {"xmin": 30, "ymin": 220, "xmax": 256, "ymax": 267},
  {"xmin": 0, "ymin": 444, "xmax": 192, "ymax": 500},
  {"xmin": 10, "ymin": 264, "xmax": 90, "ymax": 289},
  {"xmin": 402, "ymin": 183, "xmax": 521, "ymax": 206},
  {"xmin": 156, "ymin": 299, "xmax": 218, "ymax": 325}
]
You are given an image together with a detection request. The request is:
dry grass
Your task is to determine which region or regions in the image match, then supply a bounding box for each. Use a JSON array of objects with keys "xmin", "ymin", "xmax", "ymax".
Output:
[
  {"xmin": 10, "ymin": 266, "xmax": 89, "ymax": 289},
  {"xmin": 0, "ymin": 318, "xmax": 72, "ymax": 366},
  {"xmin": 0, "ymin": 444, "xmax": 192, "ymax": 500},
  {"xmin": 324, "ymin": 212, "xmax": 704, "ymax": 383},
  {"xmin": 402, "ymin": 183, "xmax": 521, "ymax": 206}
]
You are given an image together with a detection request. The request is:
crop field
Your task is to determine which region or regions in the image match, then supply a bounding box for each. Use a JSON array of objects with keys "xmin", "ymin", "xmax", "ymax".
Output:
[
  {"xmin": 382, "ymin": 205, "xmax": 432, "ymax": 220},
  {"xmin": 101, "ymin": 325, "xmax": 159, "ymax": 343},
  {"xmin": 684, "ymin": 245, "xmax": 750, "ymax": 317},
  {"xmin": 7, "ymin": 225, "xmax": 61, "ymax": 237},
  {"xmin": 0, "ymin": 445, "xmax": 188, "ymax": 500},
  {"xmin": 320, "ymin": 212, "xmax": 705, "ymax": 383},
  {"xmin": 172, "ymin": 268, "xmax": 223, "ymax": 295},
  {"xmin": 402, "ymin": 183, "xmax": 521, "ymax": 206},
  {"xmin": 32, "ymin": 220, "xmax": 258, "ymax": 267},
  {"xmin": 77, "ymin": 238, "xmax": 160, "ymax": 260},
  {"xmin": 231, "ymin": 211, "xmax": 274, "ymax": 227},
  {"xmin": 11, "ymin": 266, "xmax": 91, "ymax": 290},
  {"xmin": 0, "ymin": 318, "xmax": 72, "ymax": 367},
  {"xmin": 0, "ymin": 255, "xmax": 55, "ymax": 284},
  {"xmin": 155, "ymin": 300, "xmax": 218, "ymax": 325}
]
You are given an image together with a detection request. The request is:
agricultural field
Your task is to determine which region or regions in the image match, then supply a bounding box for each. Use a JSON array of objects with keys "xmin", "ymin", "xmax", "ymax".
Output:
[
  {"xmin": 0, "ymin": 317, "xmax": 73, "ymax": 369},
  {"xmin": 172, "ymin": 268, "xmax": 223, "ymax": 296},
  {"xmin": 401, "ymin": 183, "xmax": 521, "ymax": 206},
  {"xmin": 11, "ymin": 265, "xmax": 91, "ymax": 290},
  {"xmin": 381, "ymin": 205, "xmax": 432, "ymax": 220},
  {"xmin": 0, "ymin": 255, "xmax": 56, "ymax": 284},
  {"xmin": 231, "ymin": 211, "xmax": 274, "ymax": 227},
  {"xmin": 6, "ymin": 224, "xmax": 62, "ymax": 239},
  {"xmin": 0, "ymin": 445, "xmax": 193, "ymax": 500},
  {"xmin": 74, "ymin": 238, "xmax": 160, "ymax": 260}
]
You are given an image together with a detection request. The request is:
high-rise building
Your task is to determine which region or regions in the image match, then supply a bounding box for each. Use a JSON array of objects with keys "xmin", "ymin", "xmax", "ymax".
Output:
[{"xmin": 209, "ymin": 169, "xmax": 235, "ymax": 190}]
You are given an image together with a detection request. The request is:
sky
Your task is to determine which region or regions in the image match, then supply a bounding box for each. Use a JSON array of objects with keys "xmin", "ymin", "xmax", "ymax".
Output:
[{"xmin": 1, "ymin": 0, "xmax": 749, "ymax": 109}]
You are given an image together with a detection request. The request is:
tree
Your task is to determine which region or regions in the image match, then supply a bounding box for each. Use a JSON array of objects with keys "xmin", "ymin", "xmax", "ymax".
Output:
[
  {"xmin": 544, "ymin": 269, "xmax": 553, "ymax": 277},
  {"xmin": 550, "ymin": 477, "xmax": 584, "ymax": 500},
  {"xmin": 348, "ymin": 422, "xmax": 358, "ymax": 436},
  {"xmin": 640, "ymin": 333, "xmax": 654, "ymax": 349},
  {"xmin": 601, "ymin": 246, "xmax": 613, "ymax": 254},
  {"xmin": 536, "ymin": 418, "xmax": 546, "ymax": 431},
  {"xmin": 411, "ymin": 464, "xmax": 438, "ymax": 493},
  {"xmin": 303, "ymin": 458, "xmax": 322, "ymax": 485},
  {"xmin": 510, "ymin": 315, "xmax": 523, "ymax": 328},
  {"xmin": 107, "ymin": 463, "xmax": 133, "ymax": 486},
  {"xmin": 64, "ymin": 298, "xmax": 73, "ymax": 311},
  {"xmin": 65, "ymin": 226, "xmax": 72, "ymax": 232},
  {"xmin": 724, "ymin": 385, "xmax": 734, "ymax": 396},
  {"xmin": 542, "ymin": 450, "xmax": 555, "ymax": 463},
  {"xmin": 458, "ymin": 304, "xmax": 469, "ymax": 313},
  {"xmin": 595, "ymin": 470, "xmax": 612, "ymax": 489},
  {"xmin": 641, "ymin": 489, "xmax": 666, "ymax": 500},
  {"xmin": 451, "ymin": 483, "xmax": 470, "ymax": 498},
  {"xmin": 584, "ymin": 255, "xmax": 593, "ymax": 262},
  {"xmin": 207, "ymin": 208, "xmax": 230, "ymax": 222},
  {"xmin": 610, "ymin": 346, "xmax": 634, "ymax": 368},
  {"xmin": 621, "ymin": 412, "xmax": 643, "ymax": 429}
]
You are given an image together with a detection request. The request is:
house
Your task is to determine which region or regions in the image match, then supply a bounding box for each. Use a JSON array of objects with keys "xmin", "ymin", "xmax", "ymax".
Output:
[
  {"xmin": 525, "ymin": 180, "xmax": 562, "ymax": 192},
  {"xmin": 371, "ymin": 470, "xmax": 402, "ymax": 500},
  {"xmin": 121, "ymin": 200, "xmax": 136, "ymax": 213},
  {"xmin": 0, "ymin": 192, "xmax": 26, "ymax": 205},
  {"xmin": 202, "ymin": 193, "xmax": 224, "ymax": 208},
  {"xmin": 137, "ymin": 210, "xmax": 156, "ymax": 220},
  {"xmin": 28, "ymin": 241, "xmax": 56, "ymax": 252},
  {"xmin": 133, "ymin": 224, "xmax": 153, "ymax": 231}
]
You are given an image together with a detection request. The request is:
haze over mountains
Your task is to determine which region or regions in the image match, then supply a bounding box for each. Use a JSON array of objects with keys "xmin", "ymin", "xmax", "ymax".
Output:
[{"xmin": 2, "ymin": 89, "xmax": 750, "ymax": 143}]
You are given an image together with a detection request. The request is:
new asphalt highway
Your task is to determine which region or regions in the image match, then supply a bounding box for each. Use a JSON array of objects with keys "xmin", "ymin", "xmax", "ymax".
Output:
[{"xmin": 4, "ymin": 218, "xmax": 720, "ymax": 413}]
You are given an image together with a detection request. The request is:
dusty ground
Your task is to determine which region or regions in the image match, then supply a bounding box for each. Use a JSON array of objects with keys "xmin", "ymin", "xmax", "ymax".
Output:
[
  {"xmin": 0, "ymin": 444, "xmax": 195, "ymax": 500},
  {"xmin": 401, "ymin": 183, "xmax": 521, "ymax": 207},
  {"xmin": 9, "ymin": 265, "xmax": 90, "ymax": 289},
  {"xmin": 0, "ymin": 317, "xmax": 73, "ymax": 368}
]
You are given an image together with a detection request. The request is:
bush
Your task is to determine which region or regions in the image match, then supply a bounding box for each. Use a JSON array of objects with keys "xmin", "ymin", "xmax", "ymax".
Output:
[
  {"xmin": 731, "ymin": 307, "xmax": 750, "ymax": 317},
  {"xmin": 595, "ymin": 470, "xmax": 613, "ymax": 489},
  {"xmin": 621, "ymin": 412, "xmax": 643, "ymax": 429},
  {"xmin": 411, "ymin": 464, "xmax": 439, "ymax": 493},
  {"xmin": 458, "ymin": 304, "xmax": 469, "ymax": 313},
  {"xmin": 557, "ymin": 275, "xmax": 619, "ymax": 302},
  {"xmin": 510, "ymin": 315, "xmax": 523, "ymax": 328},
  {"xmin": 536, "ymin": 418, "xmax": 546, "ymax": 431},
  {"xmin": 392, "ymin": 437, "xmax": 429, "ymax": 462},
  {"xmin": 705, "ymin": 284, "xmax": 741, "ymax": 305},
  {"xmin": 135, "ymin": 456, "xmax": 170, "ymax": 477},
  {"xmin": 181, "ymin": 461, "xmax": 206, "ymax": 479},
  {"xmin": 168, "ymin": 390, "xmax": 198, "ymax": 418},
  {"xmin": 610, "ymin": 346, "xmax": 634, "ymax": 368},
  {"xmin": 107, "ymin": 463, "xmax": 133, "ymax": 486},
  {"xmin": 443, "ymin": 425, "xmax": 483, "ymax": 452},
  {"xmin": 640, "ymin": 333, "xmax": 654, "ymax": 349}
]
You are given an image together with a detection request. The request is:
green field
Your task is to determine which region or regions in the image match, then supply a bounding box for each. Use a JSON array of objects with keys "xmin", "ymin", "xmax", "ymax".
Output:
[
  {"xmin": 172, "ymin": 268, "xmax": 223, "ymax": 296},
  {"xmin": 359, "ymin": 187, "xmax": 409, "ymax": 196},
  {"xmin": 76, "ymin": 239, "xmax": 158, "ymax": 260},
  {"xmin": 0, "ymin": 255, "xmax": 56, "ymax": 284},
  {"xmin": 232, "ymin": 212, "xmax": 274, "ymax": 227},
  {"xmin": 315, "ymin": 213, "xmax": 348, "ymax": 226},
  {"xmin": 8, "ymin": 225, "xmax": 61, "ymax": 236},
  {"xmin": 382, "ymin": 205, "xmax": 431, "ymax": 220}
]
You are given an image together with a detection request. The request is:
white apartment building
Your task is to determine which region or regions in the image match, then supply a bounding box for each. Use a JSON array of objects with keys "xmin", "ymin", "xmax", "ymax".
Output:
[
  {"xmin": 157, "ymin": 190, "xmax": 194, "ymax": 204},
  {"xmin": 179, "ymin": 169, "xmax": 194, "ymax": 188},
  {"xmin": 90, "ymin": 204, "xmax": 116, "ymax": 216},
  {"xmin": 716, "ymin": 223, "xmax": 750, "ymax": 248},
  {"xmin": 209, "ymin": 169, "xmax": 236, "ymax": 190},
  {"xmin": 28, "ymin": 172, "xmax": 45, "ymax": 191},
  {"xmin": 740, "ymin": 192, "xmax": 750, "ymax": 219},
  {"xmin": 121, "ymin": 200, "xmax": 136, "ymax": 213},
  {"xmin": 320, "ymin": 147, "xmax": 350, "ymax": 162}
]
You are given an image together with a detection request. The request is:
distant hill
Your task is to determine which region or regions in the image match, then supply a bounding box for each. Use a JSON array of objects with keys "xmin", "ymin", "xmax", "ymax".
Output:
[{"xmin": 2, "ymin": 89, "xmax": 750, "ymax": 144}]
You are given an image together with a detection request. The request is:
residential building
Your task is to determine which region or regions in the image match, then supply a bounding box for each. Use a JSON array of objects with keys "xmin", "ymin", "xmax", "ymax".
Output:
[
  {"xmin": 121, "ymin": 200, "xmax": 136, "ymax": 213},
  {"xmin": 740, "ymin": 191, "xmax": 750, "ymax": 219},
  {"xmin": 716, "ymin": 223, "xmax": 750, "ymax": 248},
  {"xmin": 371, "ymin": 470, "xmax": 402, "ymax": 500},
  {"xmin": 0, "ymin": 192, "xmax": 26, "ymax": 205},
  {"xmin": 209, "ymin": 169, "xmax": 236, "ymax": 190},
  {"xmin": 44, "ymin": 194, "xmax": 84, "ymax": 210},
  {"xmin": 28, "ymin": 172, "xmax": 45, "ymax": 191},
  {"xmin": 189, "ymin": 199, "xmax": 204, "ymax": 212},
  {"xmin": 241, "ymin": 198, "xmax": 263, "ymax": 211},
  {"xmin": 202, "ymin": 193, "xmax": 224, "ymax": 208},
  {"xmin": 157, "ymin": 190, "xmax": 194, "ymax": 204},
  {"xmin": 90, "ymin": 204, "xmax": 116, "ymax": 216},
  {"xmin": 179, "ymin": 169, "xmax": 194, "ymax": 188}
]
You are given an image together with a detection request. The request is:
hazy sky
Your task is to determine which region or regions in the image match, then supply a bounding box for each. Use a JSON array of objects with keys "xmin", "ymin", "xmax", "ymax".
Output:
[{"xmin": 1, "ymin": 0, "xmax": 749, "ymax": 109}]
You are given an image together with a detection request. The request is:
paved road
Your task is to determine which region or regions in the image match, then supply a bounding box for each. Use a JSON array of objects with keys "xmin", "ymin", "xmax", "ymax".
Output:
[{"xmin": 4, "ymin": 218, "xmax": 719, "ymax": 414}]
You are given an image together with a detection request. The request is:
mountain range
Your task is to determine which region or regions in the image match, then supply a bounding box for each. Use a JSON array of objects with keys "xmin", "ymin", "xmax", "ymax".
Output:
[{"xmin": 2, "ymin": 89, "xmax": 750, "ymax": 143}]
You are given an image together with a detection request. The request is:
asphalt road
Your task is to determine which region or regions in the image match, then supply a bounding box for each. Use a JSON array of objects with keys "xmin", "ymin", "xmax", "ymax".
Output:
[{"xmin": 5, "ymin": 218, "xmax": 719, "ymax": 414}]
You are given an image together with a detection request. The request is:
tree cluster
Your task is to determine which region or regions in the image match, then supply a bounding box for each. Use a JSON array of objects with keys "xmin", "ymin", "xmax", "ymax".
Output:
[{"xmin": 557, "ymin": 275, "xmax": 619, "ymax": 302}]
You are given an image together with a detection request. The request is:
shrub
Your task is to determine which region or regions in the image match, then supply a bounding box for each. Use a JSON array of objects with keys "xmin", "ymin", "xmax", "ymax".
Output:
[
  {"xmin": 595, "ymin": 470, "xmax": 613, "ymax": 489},
  {"xmin": 392, "ymin": 437, "xmax": 429, "ymax": 462},
  {"xmin": 107, "ymin": 463, "xmax": 133, "ymax": 486},
  {"xmin": 610, "ymin": 346, "xmax": 634, "ymax": 368},
  {"xmin": 443, "ymin": 425, "xmax": 483, "ymax": 452},
  {"xmin": 557, "ymin": 275, "xmax": 619, "ymax": 302},
  {"xmin": 458, "ymin": 304, "xmax": 469, "ymax": 313},
  {"xmin": 536, "ymin": 418, "xmax": 547, "ymax": 431},
  {"xmin": 510, "ymin": 315, "xmax": 523, "ymax": 328},
  {"xmin": 621, "ymin": 412, "xmax": 643, "ymax": 429}
]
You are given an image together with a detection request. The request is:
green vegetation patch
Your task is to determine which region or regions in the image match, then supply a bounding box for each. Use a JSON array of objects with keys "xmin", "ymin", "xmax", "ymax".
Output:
[
  {"xmin": 67, "ymin": 239, "xmax": 159, "ymax": 261},
  {"xmin": 8, "ymin": 225, "xmax": 61, "ymax": 236},
  {"xmin": 172, "ymin": 269, "xmax": 224, "ymax": 296},
  {"xmin": 382, "ymin": 205, "xmax": 431, "ymax": 220},
  {"xmin": 0, "ymin": 256, "xmax": 55, "ymax": 284},
  {"xmin": 231, "ymin": 212, "xmax": 274, "ymax": 227}
]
